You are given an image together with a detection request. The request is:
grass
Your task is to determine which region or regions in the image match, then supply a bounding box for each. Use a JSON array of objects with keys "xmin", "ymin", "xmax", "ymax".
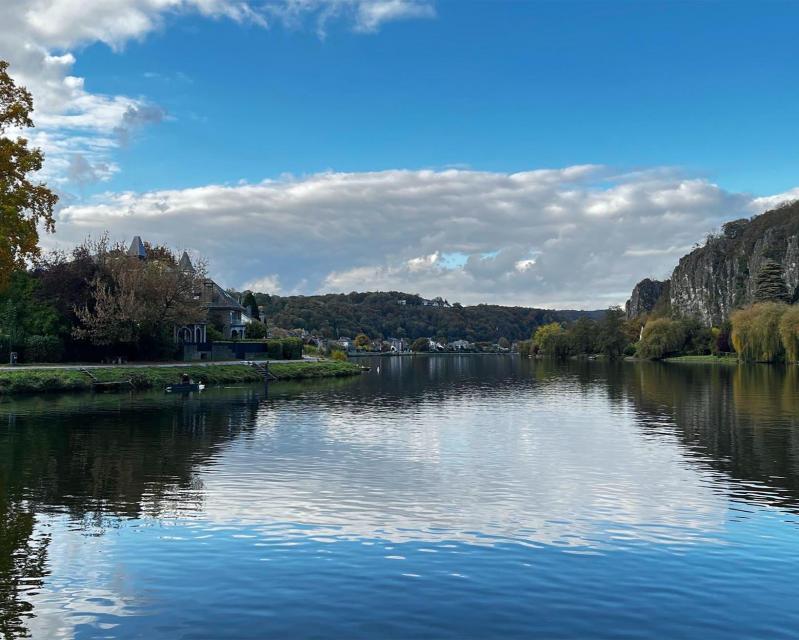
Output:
[
  {"xmin": 662, "ymin": 354, "xmax": 739, "ymax": 364},
  {"xmin": 0, "ymin": 360, "xmax": 360, "ymax": 395}
]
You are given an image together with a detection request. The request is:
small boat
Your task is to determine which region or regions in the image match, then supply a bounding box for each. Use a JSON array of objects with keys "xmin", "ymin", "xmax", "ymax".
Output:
[
  {"xmin": 166, "ymin": 374, "xmax": 205, "ymax": 393},
  {"xmin": 359, "ymin": 365, "xmax": 371, "ymax": 371},
  {"xmin": 166, "ymin": 382, "xmax": 205, "ymax": 393}
]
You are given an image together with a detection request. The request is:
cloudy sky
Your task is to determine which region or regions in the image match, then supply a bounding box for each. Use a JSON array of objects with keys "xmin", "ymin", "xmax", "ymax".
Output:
[{"xmin": 2, "ymin": 1, "xmax": 798, "ymax": 308}]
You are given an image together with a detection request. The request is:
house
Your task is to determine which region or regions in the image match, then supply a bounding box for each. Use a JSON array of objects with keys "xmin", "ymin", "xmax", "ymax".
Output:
[
  {"xmin": 387, "ymin": 337, "xmax": 406, "ymax": 352},
  {"xmin": 450, "ymin": 339, "xmax": 472, "ymax": 351},
  {"xmin": 128, "ymin": 237, "xmax": 252, "ymax": 344}
]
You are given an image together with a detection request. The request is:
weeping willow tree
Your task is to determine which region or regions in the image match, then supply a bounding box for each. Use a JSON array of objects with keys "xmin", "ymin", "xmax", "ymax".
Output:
[
  {"xmin": 779, "ymin": 305, "xmax": 799, "ymax": 363},
  {"xmin": 731, "ymin": 302, "xmax": 788, "ymax": 362}
]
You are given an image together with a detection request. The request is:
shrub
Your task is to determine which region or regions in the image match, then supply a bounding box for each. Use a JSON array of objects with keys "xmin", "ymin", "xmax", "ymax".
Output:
[
  {"xmin": 330, "ymin": 350, "xmax": 348, "ymax": 362},
  {"xmin": 779, "ymin": 306, "xmax": 799, "ymax": 363},
  {"xmin": 411, "ymin": 337, "xmax": 429, "ymax": 352},
  {"xmin": 22, "ymin": 335, "xmax": 64, "ymax": 363},
  {"xmin": 731, "ymin": 302, "xmax": 788, "ymax": 363},
  {"xmin": 637, "ymin": 318, "xmax": 686, "ymax": 360},
  {"xmin": 281, "ymin": 337, "xmax": 303, "ymax": 360},
  {"xmin": 245, "ymin": 322, "xmax": 268, "ymax": 339},
  {"xmin": 265, "ymin": 339, "xmax": 283, "ymax": 359},
  {"xmin": 207, "ymin": 325, "xmax": 224, "ymax": 342}
]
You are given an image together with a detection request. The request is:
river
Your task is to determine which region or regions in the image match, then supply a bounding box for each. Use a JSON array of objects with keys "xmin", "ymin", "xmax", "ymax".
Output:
[{"xmin": 1, "ymin": 356, "xmax": 798, "ymax": 638}]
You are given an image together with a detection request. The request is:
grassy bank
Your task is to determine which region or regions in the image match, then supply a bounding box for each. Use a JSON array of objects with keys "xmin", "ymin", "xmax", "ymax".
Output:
[
  {"xmin": 0, "ymin": 361, "xmax": 361, "ymax": 395},
  {"xmin": 662, "ymin": 354, "xmax": 739, "ymax": 364}
]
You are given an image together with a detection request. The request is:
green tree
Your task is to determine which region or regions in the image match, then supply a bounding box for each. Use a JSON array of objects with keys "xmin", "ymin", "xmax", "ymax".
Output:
[
  {"xmin": 242, "ymin": 291, "xmax": 261, "ymax": 321},
  {"xmin": 596, "ymin": 306, "xmax": 628, "ymax": 359},
  {"xmin": 637, "ymin": 318, "xmax": 686, "ymax": 360},
  {"xmin": 753, "ymin": 259, "xmax": 789, "ymax": 303},
  {"xmin": 532, "ymin": 322, "xmax": 565, "ymax": 355},
  {"xmin": 354, "ymin": 333, "xmax": 370, "ymax": 350},
  {"xmin": 411, "ymin": 337, "xmax": 430, "ymax": 352},
  {"xmin": 567, "ymin": 317, "xmax": 597, "ymax": 355},
  {"xmin": 731, "ymin": 302, "xmax": 787, "ymax": 363},
  {"xmin": 0, "ymin": 60, "xmax": 58, "ymax": 290}
]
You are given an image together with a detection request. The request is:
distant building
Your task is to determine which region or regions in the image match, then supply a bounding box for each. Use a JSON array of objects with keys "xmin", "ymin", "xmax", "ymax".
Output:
[
  {"xmin": 450, "ymin": 339, "xmax": 471, "ymax": 351},
  {"xmin": 129, "ymin": 237, "xmax": 254, "ymax": 344}
]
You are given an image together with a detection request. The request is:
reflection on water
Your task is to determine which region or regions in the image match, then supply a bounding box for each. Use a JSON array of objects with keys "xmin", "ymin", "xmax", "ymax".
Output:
[{"xmin": 0, "ymin": 358, "xmax": 798, "ymax": 638}]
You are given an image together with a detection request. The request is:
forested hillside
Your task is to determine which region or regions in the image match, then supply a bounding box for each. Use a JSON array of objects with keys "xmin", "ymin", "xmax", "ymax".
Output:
[{"xmin": 246, "ymin": 291, "xmax": 603, "ymax": 342}]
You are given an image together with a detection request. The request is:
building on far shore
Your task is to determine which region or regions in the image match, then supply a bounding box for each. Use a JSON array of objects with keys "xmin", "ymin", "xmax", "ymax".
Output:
[{"xmin": 128, "ymin": 237, "xmax": 256, "ymax": 344}]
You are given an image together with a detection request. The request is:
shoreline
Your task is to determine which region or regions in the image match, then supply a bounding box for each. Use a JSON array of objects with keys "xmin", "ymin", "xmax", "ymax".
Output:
[{"xmin": 0, "ymin": 360, "xmax": 361, "ymax": 396}]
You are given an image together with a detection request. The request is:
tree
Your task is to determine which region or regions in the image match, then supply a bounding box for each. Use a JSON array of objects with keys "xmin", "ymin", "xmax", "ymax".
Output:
[
  {"xmin": 532, "ymin": 322, "xmax": 565, "ymax": 355},
  {"xmin": 241, "ymin": 291, "xmax": 260, "ymax": 321},
  {"xmin": 753, "ymin": 259, "xmax": 789, "ymax": 303},
  {"xmin": 596, "ymin": 306, "xmax": 628, "ymax": 359},
  {"xmin": 354, "ymin": 333, "xmax": 370, "ymax": 349},
  {"xmin": 0, "ymin": 60, "xmax": 58, "ymax": 290},
  {"xmin": 73, "ymin": 243, "xmax": 206, "ymax": 352},
  {"xmin": 497, "ymin": 337, "xmax": 510, "ymax": 350},
  {"xmin": 731, "ymin": 302, "xmax": 787, "ymax": 363},
  {"xmin": 636, "ymin": 318, "xmax": 686, "ymax": 360},
  {"xmin": 411, "ymin": 337, "xmax": 429, "ymax": 352}
]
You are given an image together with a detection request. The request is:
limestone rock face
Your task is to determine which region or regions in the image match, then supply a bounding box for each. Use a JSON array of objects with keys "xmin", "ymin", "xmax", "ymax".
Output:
[
  {"xmin": 667, "ymin": 203, "xmax": 799, "ymax": 326},
  {"xmin": 625, "ymin": 278, "xmax": 669, "ymax": 319}
]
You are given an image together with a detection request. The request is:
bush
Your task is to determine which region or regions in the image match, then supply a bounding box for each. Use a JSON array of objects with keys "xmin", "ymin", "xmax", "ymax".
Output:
[
  {"xmin": 207, "ymin": 325, "xmax": 224, "ymax": 342},
  {"xmin": 731, "ymin": 302, "xmax": 788, "ymax": 363},
  {"xmin": 22, "ymin": 335, "xmax": 64, "ymax": 362},
  {"xmin": 245, "ymin": 322, "xmax": 268, "ymax": 339},
  {"xmin": 281, "ymin": 337, "xmax": 303, "ymax": 360},
  {"xmin": 265, "ymin": 339, "xmax": 283, "ymax": 359},
  {"xmin": 330, "ymin": 350, "xmax": 348, "ymax": 361},
  {"xmin": 779, "ymin": 306, "xmax": 799, "ymax": 362},
  {"xmin": 411, "ymin": 337, "xmax": 429, "ymax": 352},
  {"xmin": 637, "ymin": 318, "xmax": 686, "ymax": 360}
]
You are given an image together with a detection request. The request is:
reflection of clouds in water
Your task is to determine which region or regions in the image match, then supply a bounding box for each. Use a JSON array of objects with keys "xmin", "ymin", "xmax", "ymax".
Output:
[
  {"xmin": 26, "ymin": 516, "xmax": 140, "ymax": 639},
  {"xmin": 200, "ymin": 381, "xmax": 728, "ymax": 549}
]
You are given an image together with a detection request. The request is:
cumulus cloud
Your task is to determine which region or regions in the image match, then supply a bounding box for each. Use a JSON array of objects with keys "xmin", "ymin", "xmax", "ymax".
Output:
[
  {"xmin": 48, "ymin": 165, "xmax": 779, "ymax": 308},
  {"xmin": 0, "ymin": 0, "xmax": 432, "ymax": 186}
]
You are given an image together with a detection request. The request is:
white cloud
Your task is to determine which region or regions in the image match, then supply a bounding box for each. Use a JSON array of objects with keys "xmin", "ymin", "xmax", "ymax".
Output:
[
  {"xmin": 48, "ymin": 165, "xmax": 779, "ymax": 308},
  {"xmin": 0, "ymin": 0, "xmax": 433, "ymax": 186}
]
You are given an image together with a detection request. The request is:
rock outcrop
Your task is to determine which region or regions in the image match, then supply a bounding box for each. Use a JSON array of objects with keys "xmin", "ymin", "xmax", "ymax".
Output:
[
  {"xmin": 625, "ymin": 278, "xmax": 669, "ymax": 319},
  {"xmin": 627, "ymin": 201, "xmax": 799, "ymax": 326}
]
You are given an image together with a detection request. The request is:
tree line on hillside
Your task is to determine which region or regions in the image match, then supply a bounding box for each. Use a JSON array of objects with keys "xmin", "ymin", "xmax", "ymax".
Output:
[{"xmin": 244, "ymin": 291, "xmax": 603, "ymax": 343}]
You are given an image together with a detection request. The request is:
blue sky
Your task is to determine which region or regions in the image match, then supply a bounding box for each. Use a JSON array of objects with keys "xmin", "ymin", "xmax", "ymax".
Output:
[
  {"xmin": 3, "ymin": 0, "xmax": 798, "ymax": 307},
  {"xmin": 73, "ymin": 1, "xmax": 799, "ymax": 195}
]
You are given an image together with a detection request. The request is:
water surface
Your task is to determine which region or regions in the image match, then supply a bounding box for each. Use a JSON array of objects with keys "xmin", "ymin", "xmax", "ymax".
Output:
[{"xmin": 1, "ymin": 357, "xmax": 799, "ymax": 638}]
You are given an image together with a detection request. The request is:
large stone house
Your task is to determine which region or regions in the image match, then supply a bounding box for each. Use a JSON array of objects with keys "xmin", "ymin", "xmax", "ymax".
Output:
[{"xmin": 128, "ymin": 237, "xmax": 254, "ymax": 344}]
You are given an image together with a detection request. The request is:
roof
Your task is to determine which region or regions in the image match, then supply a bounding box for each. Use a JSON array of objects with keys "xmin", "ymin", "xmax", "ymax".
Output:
[
  {"xmin": 128, "ymin": 236, "xmax": 147, "ymax": 259},
  {"xmin": 179, "ymin": 251, "xmax": 195, "ymax": 273}
]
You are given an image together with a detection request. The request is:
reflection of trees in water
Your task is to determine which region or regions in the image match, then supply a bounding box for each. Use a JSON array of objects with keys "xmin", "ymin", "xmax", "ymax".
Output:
[
  {"xmin": 0, "ymin": 389, "xmax": 261, "ymax": 637},
  {"xmin": 0, "ymin": 497, "xmax": 49, "ymax": 639},
  {"xmin": 0, "ymin": 391, "xmax": 261, "ymax": 524},
  {"xmin": 623, "ymin": 362, "xmax": 799, "ymax": 510}
]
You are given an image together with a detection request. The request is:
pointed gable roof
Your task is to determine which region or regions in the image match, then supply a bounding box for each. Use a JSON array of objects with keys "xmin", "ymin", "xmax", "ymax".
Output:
[
  {"xmin": 179, "ymin": 251, "xmax": 195, "ymax": 273},
  {"xmin": 128, "ymin": 236, "xmax": 147, "ymax": 259}
]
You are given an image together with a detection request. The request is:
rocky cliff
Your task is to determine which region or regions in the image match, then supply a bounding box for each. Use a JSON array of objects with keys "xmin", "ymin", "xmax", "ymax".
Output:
[
  {"xmin": 627, "ymin": 201, "xmax": 799, "ymax": 326},
  {"xmin": 625, "ymin": 278, "xmax": 669, "ymax": 319}
]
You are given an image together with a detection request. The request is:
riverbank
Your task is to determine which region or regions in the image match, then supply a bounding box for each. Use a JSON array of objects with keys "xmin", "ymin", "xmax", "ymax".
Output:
[
  {"xmin": 0, "ymin": 360, "xmax": 361, "ymax": 395},
  {"xmin": 662, "ymin": 354, "xmax": 739, "ymax": 364}
]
